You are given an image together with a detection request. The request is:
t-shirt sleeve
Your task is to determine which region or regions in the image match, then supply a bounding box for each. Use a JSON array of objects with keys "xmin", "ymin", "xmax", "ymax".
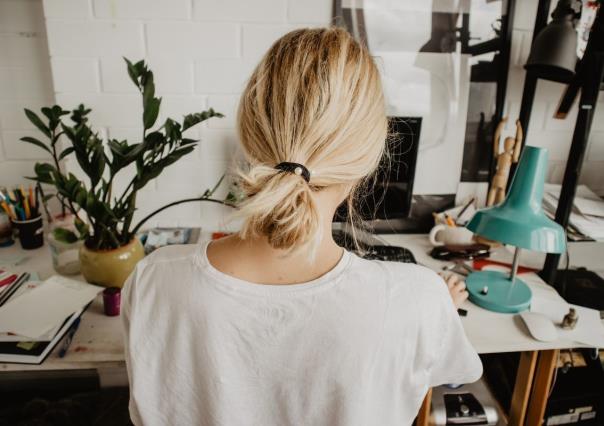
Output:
[
  {"xmin": 121, "ymin": 265, "xmax": 144, "ymax": 426},
  {"xmin": 424, "ymin": 272, "xmax": 483, "ymax": 387}
]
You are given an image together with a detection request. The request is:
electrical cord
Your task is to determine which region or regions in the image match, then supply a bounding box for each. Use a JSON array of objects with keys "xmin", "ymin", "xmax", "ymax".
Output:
[
  {"xmin": 546, "ymin": 237, "xmax": 570, "ymax": 399},
  {"xmin": 548, "ymin": 351, "xmax": 561, "ymax": 398},
  {"xmin": 561, "ymin": 240, "xmax": 571, "ymax": 297}
]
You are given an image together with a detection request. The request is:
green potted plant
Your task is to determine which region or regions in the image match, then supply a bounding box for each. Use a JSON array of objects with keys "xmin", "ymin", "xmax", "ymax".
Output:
[{"xmin": 21, "ymin": 58, "xmax": 227, "ymax": 287}]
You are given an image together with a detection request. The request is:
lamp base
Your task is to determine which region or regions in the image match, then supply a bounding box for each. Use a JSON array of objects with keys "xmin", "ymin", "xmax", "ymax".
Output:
[{"xmin": 466, "ymin": 270, "xmax": 532, "ymax": 313}]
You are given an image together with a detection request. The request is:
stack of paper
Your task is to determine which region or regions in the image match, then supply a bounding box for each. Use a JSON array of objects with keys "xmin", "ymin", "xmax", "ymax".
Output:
[
  {"xmin": 543, "ymin": 184, "xmax": 604, "ymax": 241},
  {"xmin": 0, "ymin": 276, "xmax": 102, "ymax": 340},
  {"xmin": 0, "ymin": 276, "xmax": 103, "ymax": 364}
]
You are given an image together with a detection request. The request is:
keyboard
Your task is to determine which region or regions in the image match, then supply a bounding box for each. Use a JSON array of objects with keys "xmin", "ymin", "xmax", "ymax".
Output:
[
  {"xmin": 332, "ymin": 230, "xmax": 416, "ymax": 264},
  {"xmin": 362, "ymin": 245, "xmax": 417, "ymax": 263}
]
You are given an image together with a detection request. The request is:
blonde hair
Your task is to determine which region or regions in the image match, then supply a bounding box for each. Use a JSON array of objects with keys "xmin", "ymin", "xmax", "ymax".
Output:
[{"xmin": 235, "ymin": 27, "xmax": 387, "ymax": 254}]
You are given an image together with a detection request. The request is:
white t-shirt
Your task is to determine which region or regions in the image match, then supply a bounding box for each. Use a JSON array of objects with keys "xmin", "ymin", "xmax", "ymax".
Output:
[{"xmin": 122, "ymin": 241, "xmax": 482, "ymax": 426}]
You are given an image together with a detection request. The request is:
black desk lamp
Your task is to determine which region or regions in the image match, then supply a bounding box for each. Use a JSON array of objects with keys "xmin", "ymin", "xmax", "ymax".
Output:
[
  {"xmin": 515, "ymin": 0, "xmax": 604, "ymax": 289},
  {"xmin": 524, "ymin": 0, "xmax": 581, "ymax": 83}
]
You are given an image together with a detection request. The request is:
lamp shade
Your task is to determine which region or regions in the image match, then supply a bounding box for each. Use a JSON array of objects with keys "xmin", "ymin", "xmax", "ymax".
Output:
[
  {"xmin": 466, "ymin": 146, "xmax": 566, "ymax": 253},
  {"xmin": 524, "ymin": 0, "xmax": 578, "ymax": 83}
]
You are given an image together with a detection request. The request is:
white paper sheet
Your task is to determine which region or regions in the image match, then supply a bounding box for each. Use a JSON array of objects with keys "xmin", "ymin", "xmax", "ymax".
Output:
[
  {"xmin": 530, "ymin": 288, "xmax": 604, "ymax": 348},
  {"xmin": 529, "ymin": 284, "xmax": 569, "ymax": 320},
  {"xmin": 543, "ymin": 184, "xmax": 604, "ymax": 240},
  {"xmin": 574, "ymin": 196, "xmax": 604, "ymax": 218},
  {"xmin": 0, "ymin": 278, "xmax": 62, "ymax": 342},
  {"xmin": 0, "ymin": 276, "xmax": 102, "ymax": 339}
]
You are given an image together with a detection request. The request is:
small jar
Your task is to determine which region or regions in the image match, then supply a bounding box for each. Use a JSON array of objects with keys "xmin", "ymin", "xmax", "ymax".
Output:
[
  {"xmin": 48, "ymin": 214, "xmax": 83, "ymax": 275},
  {"xmin": 0, "ymin": 212, "xmax": 13, "ymax": 247},
  {"xmin": 48, "ymin": 232, "xmax": 83, "ymax": 275},
  {"xmin": 103, "ymin": 287, "xmax": 121, "ymax": 316}
]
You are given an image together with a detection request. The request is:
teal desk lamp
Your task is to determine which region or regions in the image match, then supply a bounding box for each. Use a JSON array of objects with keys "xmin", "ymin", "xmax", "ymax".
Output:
[{"xmin": 465, "ymin": 146, "xmax": 566, "ymax": 313}]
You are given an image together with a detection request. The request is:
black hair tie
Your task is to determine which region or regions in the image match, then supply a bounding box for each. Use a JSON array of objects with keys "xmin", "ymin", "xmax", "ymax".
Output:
[{"xmin": 274, "ymin": 162, "xmax": 311, "ymax": 183}]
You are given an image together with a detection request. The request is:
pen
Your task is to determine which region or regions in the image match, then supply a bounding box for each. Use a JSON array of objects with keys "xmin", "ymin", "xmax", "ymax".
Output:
[
  {"xmin": 15, "ymin": 206, "xmax": 25, "ymax": 220},
  {"xmin": 59, "ymin": 317, "xmax": 81, "ymax": 358},
  {"xmin": 456, "ymin": 197, "xmax": 475, "ymax": 223}
]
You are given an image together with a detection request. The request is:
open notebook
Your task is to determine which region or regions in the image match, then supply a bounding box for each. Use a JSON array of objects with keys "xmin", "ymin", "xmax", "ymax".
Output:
[{"xmin": 0, "ymin": 274, "xmax": 102, "ymax": 364}]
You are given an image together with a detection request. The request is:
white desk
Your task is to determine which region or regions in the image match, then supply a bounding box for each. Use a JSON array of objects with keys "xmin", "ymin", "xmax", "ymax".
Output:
[
  {"xmin": 378, "ymin": 234, "xmax": 604, "ymax": 426},
  {"xmin": 1, "ymin": 236, "xmax": 602, "ymax": 367},
  {"xmin": 1, "ymin": 235, "xmax": 603, "ymax": 423},
  {"xmin": 379, "ymin": 234, "xmax": 603, "ymax": 354}
]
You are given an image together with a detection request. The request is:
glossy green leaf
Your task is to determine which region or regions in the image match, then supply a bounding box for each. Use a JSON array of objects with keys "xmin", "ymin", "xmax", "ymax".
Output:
[
  {"xmin": 74, "ymin": 217, "xmax": 89, "ymax": 238},
  {"xmin": 143, "ymin": 97, "xmax": 161, "ymax": 130},
  {"xmin": 24, "ymin": 109, "xmax": 51, "ymax": 138},
  {"xmin": 124, "ymin": 57, "xmax": 140, "ymax": 89},
  {"xmin": 53, "ymin": 227, "xmax": 79, "ymax": 243},
  {"xmin": 182, "ymin": 108, "xmax": 224, "ymax": 131},
  {"xmin": 33, "ymin": 163, "xmax": 57, "ymax": 185},
  {"xmin": 20, "ymin": 137, "xmax": 51, "ymax": 153},
  {"xmin": 58, "ymin": 146, "xmax": 75, "ymax": 160}
]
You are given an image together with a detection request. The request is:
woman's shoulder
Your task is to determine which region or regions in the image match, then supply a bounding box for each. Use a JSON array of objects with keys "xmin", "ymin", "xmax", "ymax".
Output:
[
  {"xmin": 352, "ymin": 256, "xmax": 448, "ymax": 303},
  {"xmin": 139, "ymin": 243, "xmax": 200, "ymax": 268},
  {"xmin": 124, "ymin": 244, "xmax": 204, "ymax": 306},
  {"xmin": 129, "ymin": 243, "xmax": 202, "ymax": 288}
]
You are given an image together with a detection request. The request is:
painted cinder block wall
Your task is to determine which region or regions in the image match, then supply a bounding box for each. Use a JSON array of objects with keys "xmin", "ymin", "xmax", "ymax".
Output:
[
  {"xmin": 0, "ymin": 0, "xmax": 54, "ymax": 188},
  {"xmin": 1, "ymin": 0, "xmax": 602, "ymax": 234},
  {"xmin": 42, "ymin": 0, "xmax": 333, "ymax": 230}
]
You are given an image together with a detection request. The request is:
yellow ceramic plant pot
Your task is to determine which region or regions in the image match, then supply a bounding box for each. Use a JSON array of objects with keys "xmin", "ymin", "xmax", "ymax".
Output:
[{"xmin": 79, "ymin": 238, "xmax": 145, "ymax": 288}]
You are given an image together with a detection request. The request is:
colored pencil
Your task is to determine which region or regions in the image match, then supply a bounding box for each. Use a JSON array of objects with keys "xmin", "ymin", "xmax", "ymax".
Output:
[
  {"xmin": 28, "ymin": 186, "xmax": 34, "ymax": 210},
  {"xmin": 0, "ymin": 201, "xmax": 14, "ymax": 220},
  {"xmin": 0, "ymin": 272, "xmax": 29, "ymax": 307},
  {"xmin": 22, "ymin": 194, "xmax": 30, "ymax": 219},
  {"xmin": 4, "ymin": 186, "xmax": 41, "ymax": 221}
]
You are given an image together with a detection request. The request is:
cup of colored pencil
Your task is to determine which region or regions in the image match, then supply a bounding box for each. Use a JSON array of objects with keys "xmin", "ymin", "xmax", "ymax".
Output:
[{"xmin": 0, "ymin": 186, "xmax": 44, "ymax": 250}]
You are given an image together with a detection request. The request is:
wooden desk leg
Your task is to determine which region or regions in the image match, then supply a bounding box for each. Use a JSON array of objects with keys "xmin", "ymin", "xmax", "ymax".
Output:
[
  {"xmin": 509, "ymin": 351, "xmax": 538, "ymax": 426},
  {"xmin": 417, "ymin": 388, "xmax": 432, "ymax": 426},
  {"xmin": 525, "ymin": 349, "xmax": 559, "ymax": 426}
]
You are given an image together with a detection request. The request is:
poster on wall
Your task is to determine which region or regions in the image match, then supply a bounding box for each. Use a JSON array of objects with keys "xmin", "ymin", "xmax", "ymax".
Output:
[{"xmin": 337, "ymin": 0, "xmax": 506, "ymax": 193}]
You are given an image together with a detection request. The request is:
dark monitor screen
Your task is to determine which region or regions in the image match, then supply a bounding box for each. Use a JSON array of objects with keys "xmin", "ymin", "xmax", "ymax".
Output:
[{"xmin": 334, "ymin": 116, "xmax": 421, "ymax": 222}]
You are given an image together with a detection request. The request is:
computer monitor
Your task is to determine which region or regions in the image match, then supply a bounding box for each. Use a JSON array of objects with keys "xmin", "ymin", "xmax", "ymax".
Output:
[{"xmin": 334, "ymin": 116, "xmax": 421, "ymax": 226}]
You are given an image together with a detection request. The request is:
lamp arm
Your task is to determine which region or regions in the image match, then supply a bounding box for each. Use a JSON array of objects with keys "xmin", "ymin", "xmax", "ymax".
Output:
[{"xmin": 510, "ymin": 247, "xmax": 521, "ymax": 283}]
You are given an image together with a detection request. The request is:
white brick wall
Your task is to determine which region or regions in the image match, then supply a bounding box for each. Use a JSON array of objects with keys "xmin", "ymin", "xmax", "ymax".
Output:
[
  {"xmin": 0, "ymin": 0, "xmax": 54, "ymax": 188},
  {"xmin": 5, "ymin": 0, "xmax": 600, "ymax": 234},
  {"xmin": 505, "ymin": 0, "xmax": 604, "ymax": 195},
  {"xmin": 37, "ymin": 0, "xmax": 330, "ymax": 231}
]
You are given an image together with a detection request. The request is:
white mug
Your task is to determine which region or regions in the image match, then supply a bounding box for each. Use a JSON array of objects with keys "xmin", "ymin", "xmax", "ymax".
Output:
[{"xmin": 429, "ymin": 224, "xmax": 475, "ymax": 246}]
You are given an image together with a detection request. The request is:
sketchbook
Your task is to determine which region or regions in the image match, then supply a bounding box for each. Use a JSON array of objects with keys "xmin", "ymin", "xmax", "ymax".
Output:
[
  {"xmin": 0, "ymin": 275, "xmax": 102, "ymax": 339},
  {"xmin": 0, "ymin": 308, "xmax": 84, "ymax": 364}
]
